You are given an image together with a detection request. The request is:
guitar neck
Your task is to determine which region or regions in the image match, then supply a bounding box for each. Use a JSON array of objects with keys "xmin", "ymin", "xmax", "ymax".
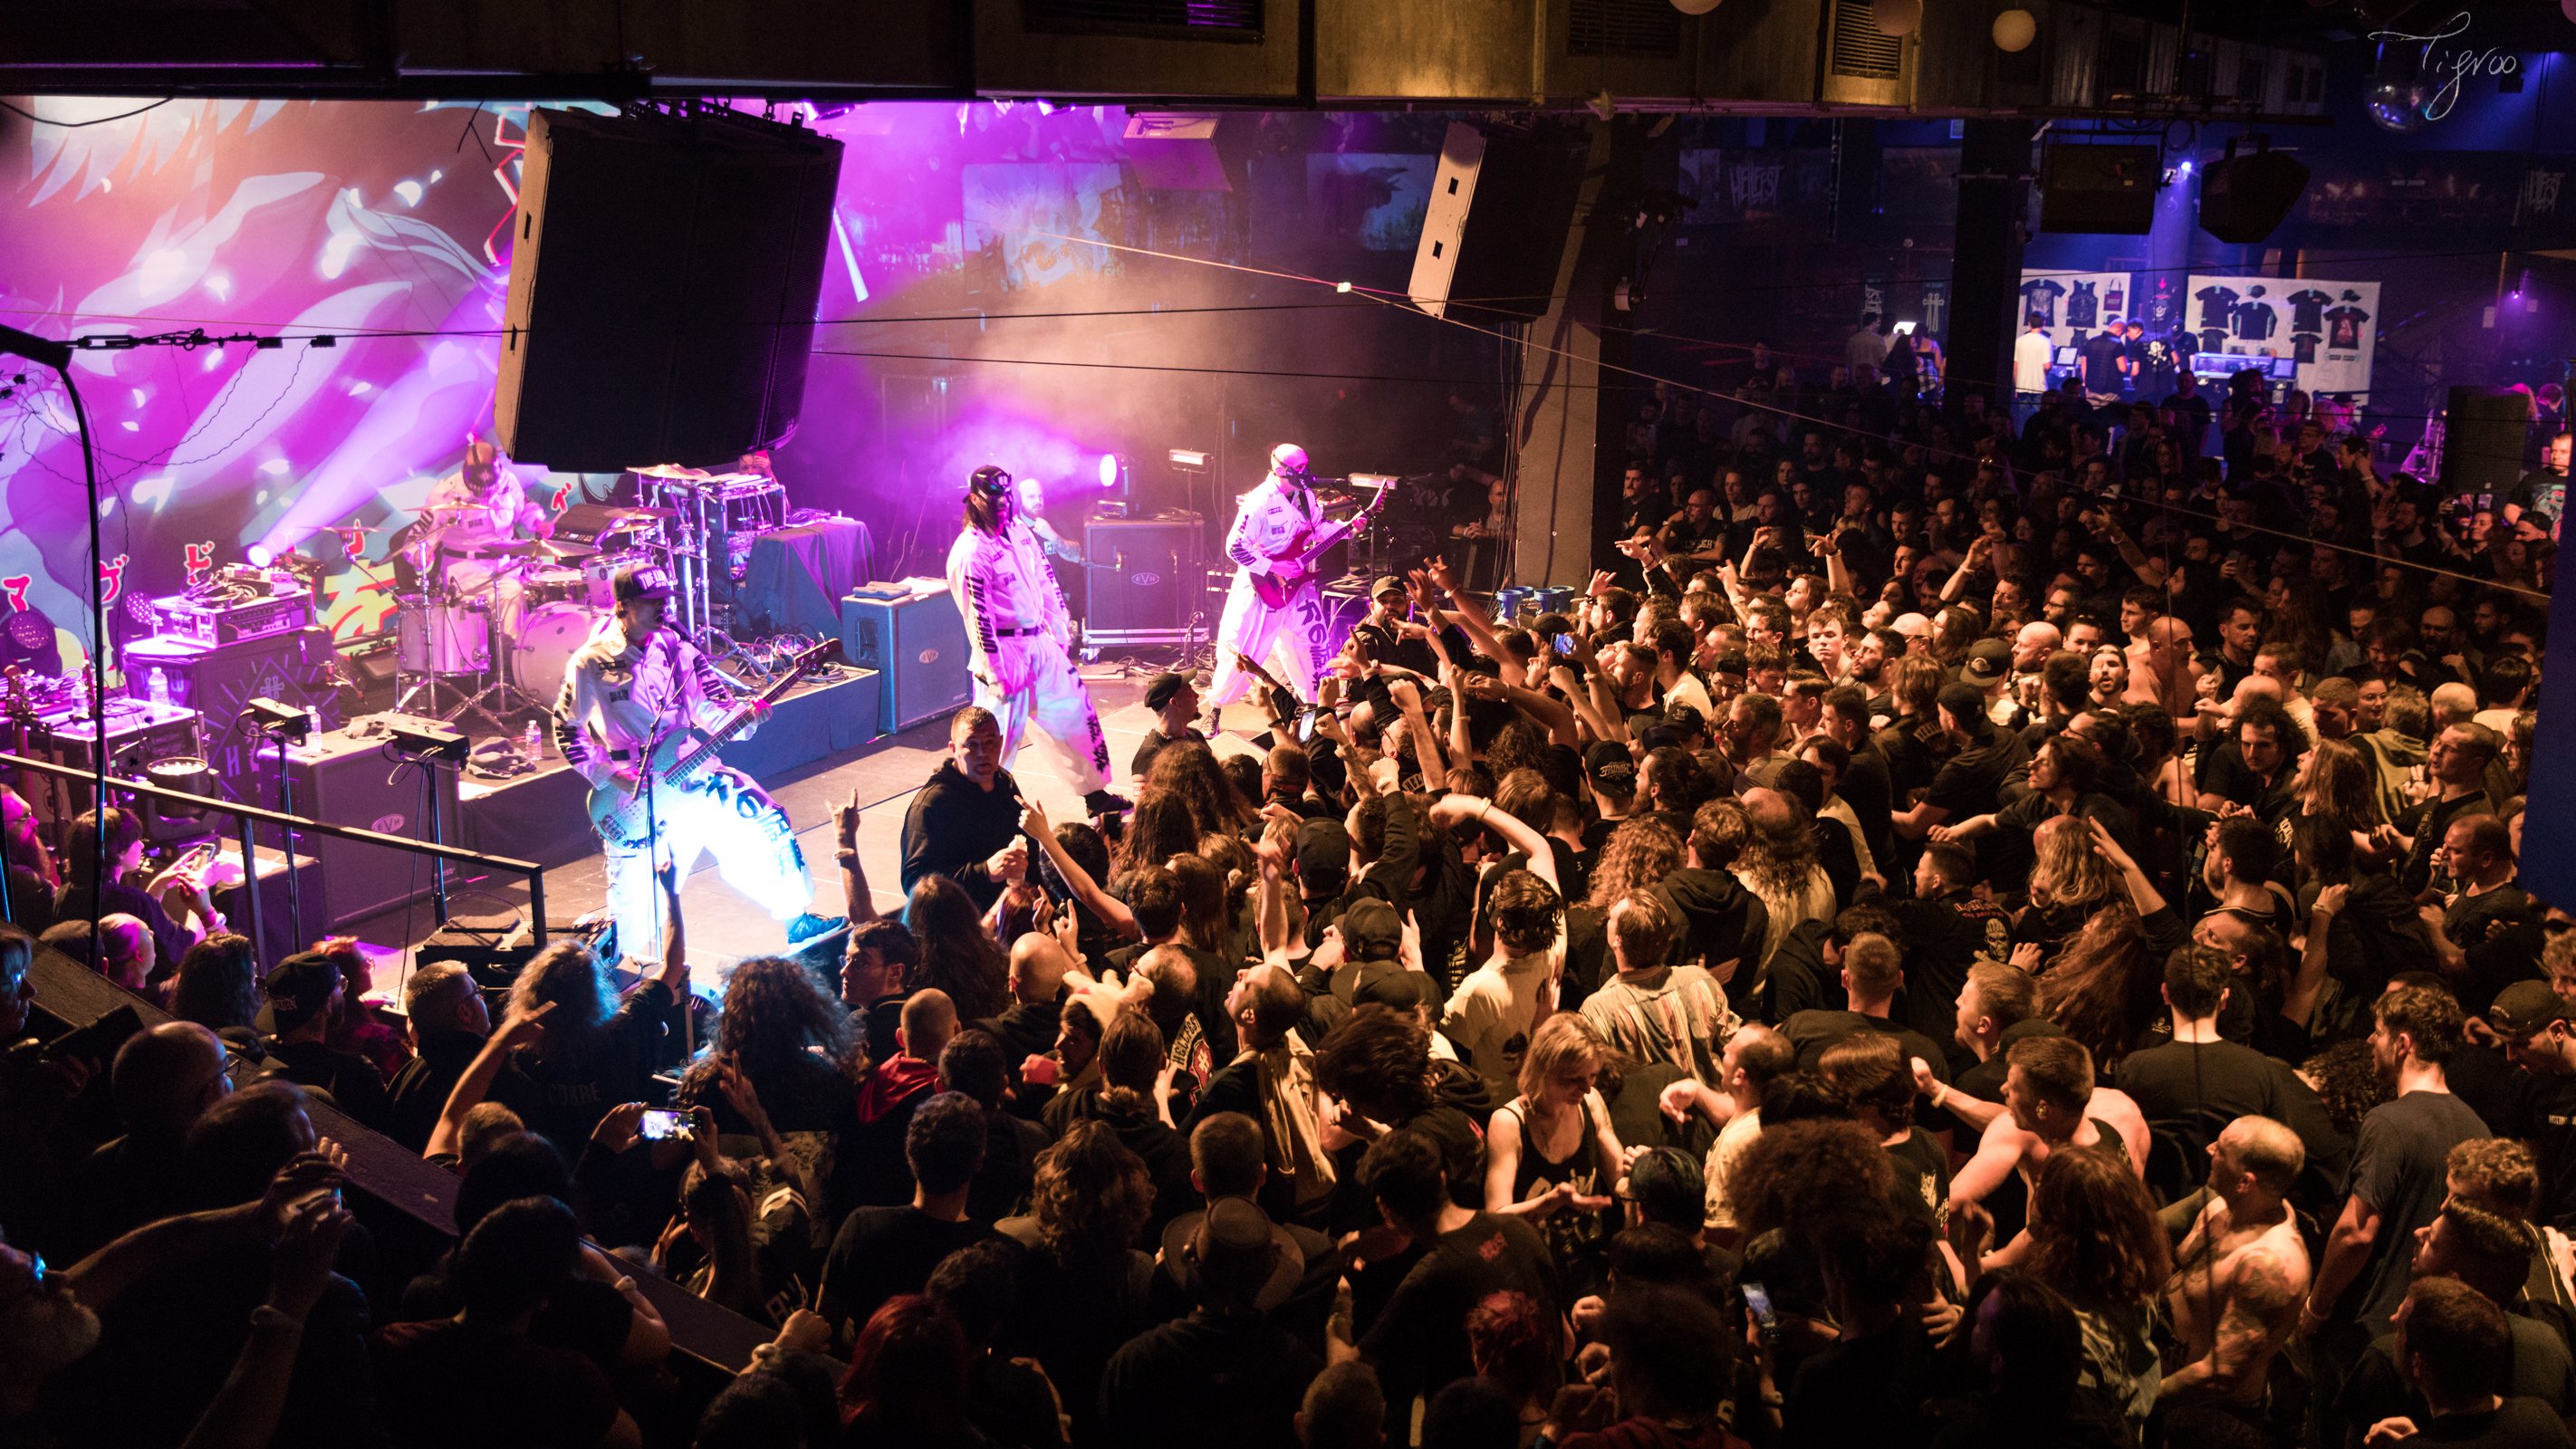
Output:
[{"xmin": 658, "ymin": 653, "xmax": 822, "ymax": 787}]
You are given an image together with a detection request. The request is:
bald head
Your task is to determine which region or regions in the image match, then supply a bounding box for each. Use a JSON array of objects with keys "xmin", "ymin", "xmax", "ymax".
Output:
[
  {"xmin": 1007, "ymin": 933, "xmax": 1073, "ymax": 1005},
  {"xmin": 899, "ymin": 987, "xmax": 958, "ymax": 1063},
  {"xmin": 2230, "ymin": 674, "xmax": 2284, "ymax": 710},
  {"xmin": 2148, "ymin": 616, "xmax": 2193, "ymax": 653},
  {"xmin": 1232, "ymin": 961, "xmax": 1307, "ymax": 1047},
  {"xmin": 111, "ymin": 1021, "xmax": 230, "ymax": 1138},
  {"xmin": 2430, "ymin": 682, "xmax": 2478, "ymax": 727},
  {"xmin": 2014, "ymin": 621, "xmax": 2062, "ymax": 667},
  {"xmin": 98, "ymin": 913, "xmax": 151, "ymax": 989},
  {"xmin": 1742, "ymin": 787, "xmax": 1793, "ymax": 837},
  {"xmin": 2216, "ymin": 1115, "xmax": 2304, "ymax": 1195}
]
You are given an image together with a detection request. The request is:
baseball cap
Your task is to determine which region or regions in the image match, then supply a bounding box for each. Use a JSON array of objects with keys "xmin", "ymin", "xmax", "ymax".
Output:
[
  {"xmin": 1584, "ymin": 741, "xmax": 1637, "ymax": 795},
  {"xmin": 1340, "ymin": 898, "xmax": 1402, "ymax": 961},
  {"xmin": 1960, "ymin": 638, "xmax": 2011, "ymax": 685},
  {"xmin": 1371, "ymin": 575, "xmax": 1405, "ymax": 602},
  {"xmin": 259, "ymin": 951, "xmax": 342, "ymax": 1035},
  {"xmin": 1344, "ymin": 962, "xmax": 1427, "ymax": 1012},
  {"xmin": 613, "ymin": 564, "xmax": 675, "ymax": 604},
  {"xmin": 1936, "ymin": 680, "xmax": 1989, "ymax": 724},
  {"xmin": 1143, "ymin": 671, "xmax": 1193, "ymax": 713},
  {"xmin": 1295, "ymin": 818, "xmax": 1351, "ymax": 889},
  {"xmin": 2487, "ymin": 980, "xmax": 2573, "ymax": 1039}
]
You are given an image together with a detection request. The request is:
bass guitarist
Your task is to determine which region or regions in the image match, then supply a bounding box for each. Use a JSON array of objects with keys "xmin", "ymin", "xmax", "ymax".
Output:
[
  {"xmin": 1206, "ymin": 443, "xmax": 1379, "ymax": 734},
  {"xmin": 555, "ymin": 564, "xmax": 833, "ymax": 964}
]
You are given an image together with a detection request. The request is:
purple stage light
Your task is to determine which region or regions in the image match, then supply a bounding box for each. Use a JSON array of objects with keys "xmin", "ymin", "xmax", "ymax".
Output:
[{"xmin": 1098, "ymin": 453, "xmax": 1120, "ymax": 487}]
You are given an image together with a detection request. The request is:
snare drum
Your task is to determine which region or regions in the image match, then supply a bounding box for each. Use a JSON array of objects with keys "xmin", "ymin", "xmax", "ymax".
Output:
[
  {"xmin": 396, "ymin": 595, "xmax": 491, "ymax": 675},
  {"xmin": 523, "ymin": 567, "xmax": 587, "ymax": 608},
  {"xmin": 582, "ymin": 551, "xmax": 649, "ymax": 609},
  {"xmin": 508, "ymin": 602, "xmax": 605, "ymax": 708}
]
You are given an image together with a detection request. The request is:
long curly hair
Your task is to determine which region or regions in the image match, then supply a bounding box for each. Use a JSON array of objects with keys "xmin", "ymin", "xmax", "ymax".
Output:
[
  {"xmin": 2035, "ymin": 897, "xmax": 2157, "ymax": 1069},
  {"xmin": 1737, "ymin": 793, "xmax": 1821, "ymax": 902},
  {"xmin": 1143, "ymin": 738, "xmax": 1254, "ymax": 837},
  {"xmin": 1030, "ymin": 1119, "xmax": 1155, "ymax": 1262},
  {"xmin": 906, "ymin": 875, "xmax": 1008, "ymax": 1021},
  {"xmin": 506, "ymin": 940, "xmax": 619, "ymax": 1058},
  {"xmin": 1119, "ymin": 788, "xmax": 1203, "ymax": 874},
  {"xmin": 1168, "ymin": 853, "xmax": 1230, "ymax": 955},
  {"xmin": 688, "ymin": 955, "xmax": 855, "ymax": 1094},
  {"xmin": 167, "ymin": 932, "xmax": 259, "ymax": 1032},
  {"xmin": 2299, "ymin": 736, "xmax": 2384, "ymax": 831},
  {"xmin": 2026, "ymin": 816, "xmax": 2116, "ymax": 913},
  {"xmin": 1586, "ymin": 816, "xmax": 1684, "ymax": 911},
  {"xmin": 2027, "ymin": 1145, "xmax": 2169, "ymax": 1308}
]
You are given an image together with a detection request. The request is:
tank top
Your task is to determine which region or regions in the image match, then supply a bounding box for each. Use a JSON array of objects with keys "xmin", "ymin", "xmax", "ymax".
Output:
[{"xmin": 1497, "ymin": 1096, "xmax": 1610, "ymax": 1263}]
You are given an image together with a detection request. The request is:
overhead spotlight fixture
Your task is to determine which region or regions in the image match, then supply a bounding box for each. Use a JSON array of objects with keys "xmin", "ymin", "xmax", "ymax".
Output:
[
  {"xmin": 1168, "ymin": 449, "xmax": 1210, "ymax": 468},
  {"xmin": 1098, "ymin": 453, "xmax": 1122, "ymax": 489}
]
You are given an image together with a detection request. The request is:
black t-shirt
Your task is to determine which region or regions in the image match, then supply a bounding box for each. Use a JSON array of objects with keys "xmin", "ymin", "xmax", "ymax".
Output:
[
  {"xmin": 1098, "ymin": 1310, "xmax": 1324, "ymax": 1449},
  {"xmin": 2113, "ymin": 1039, "xmax": 2285, "ymax": 1150},
  {"xmin": 488, "ymin": 982, "xmax": 672, "ymax": 1156},
  {"xmin": 1885, "ymin": 1127, "xmax": 1950, "ymax": 1224},
  {"xmin": 2080, "ymin": 332, "xmax": 2129, "ymax": 392},
  {"xmin": 2388, "ymin": 1396, "xmax": 2574, "ymax": 1448},
  {"xmin": 371, "ymin": 1319, "xmax": 622, "ymax": 1449},
  {"xmin": 264, "ymin": 1036, "xmax": 394, "ymax": 1131},
  {"xmin": 2515, "ymin": 1072, "xmax": 2576, "ymax": 1233},
  {"xmin": 1780, "ymin": 1009, "xmax": 1951, "ymax": 1085},
  {"xmin": 2339, "ymin": 1091, "xmax": 2492, "ymax": 1334},
  {"xmin": 815, "ymin": 1206, "xmax": 999, "ymax": 1339},
  {"xmin": 2343, "ymin": 1329, "xmax": 2576, "ymax": 1448},
  {"xmin": 1357, "ymin": 1213, "xmax": 1562, "ymax": 1417}
]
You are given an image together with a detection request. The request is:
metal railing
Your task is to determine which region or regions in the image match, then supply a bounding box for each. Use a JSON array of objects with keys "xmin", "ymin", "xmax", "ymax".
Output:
[{"xmin": 0, "ymin": 750, "xmax": 546, "ymax": 964}]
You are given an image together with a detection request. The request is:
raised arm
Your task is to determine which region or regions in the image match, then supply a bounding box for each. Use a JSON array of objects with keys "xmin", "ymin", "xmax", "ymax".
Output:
[
  {"xmin": 1022, "ymin": 801, "xmax": 1139, "ymax": 937},
  {"xmin": 426, "ymin": 1003, "xmax": 554, "ymax": 1162},
  {"xmin": 835, "ymin": 788, "xmax": 881, "ymax": 926},
  {"xmin": 1428, "ymin": 794, "xmax": 1557, "ymax": 893},
  {"xmin": 650, "ymin": 861, "xmax": 689, "ymax": 997},
  {"xmin": 2086, "ymin": 815, "xmax": 2167, "ymax": 917}
]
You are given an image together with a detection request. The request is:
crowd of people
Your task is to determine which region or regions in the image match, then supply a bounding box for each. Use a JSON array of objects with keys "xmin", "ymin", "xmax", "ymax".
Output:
[{"xmin": 3, "ymin": 355, "xmax": 2574, "ymax": 1449}]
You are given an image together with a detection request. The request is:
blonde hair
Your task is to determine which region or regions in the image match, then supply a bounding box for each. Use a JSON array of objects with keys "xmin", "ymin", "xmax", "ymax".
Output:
[
  {"xmin": 1516, "ymin": 1012, "xmax": 1604, "ymax": 1105},
  {"xmin": 2300, "ymin": 737, "xmax": 2383, "ymax": 830},
  {"xmin": 2026, "ymin": 815, "xmax": 2114, "ymax": 912}
]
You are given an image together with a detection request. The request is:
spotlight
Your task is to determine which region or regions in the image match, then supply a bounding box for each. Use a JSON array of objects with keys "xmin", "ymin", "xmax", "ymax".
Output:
[
  {"xmin": 1336, "ymin": 281, "xmax": 1353, "ymax": 293},
  {"xmin": 1168, "ymin": 449, "xmax": 1210, "ymax": 469},
  {"xmin": 1098, "ymin": 454, "xmax": 1122, "ymax": 489},
  {"xmin": 245, "ymin": 543, "xmax": 274, "ymax": 568},
  {"xmin": 2179, "ymin": 159, "xmax": 2195, "ymax": 173}
]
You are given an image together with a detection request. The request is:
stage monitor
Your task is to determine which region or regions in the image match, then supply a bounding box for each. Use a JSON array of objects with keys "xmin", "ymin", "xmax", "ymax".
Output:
[{"xmin": 495, "ymin": 107, "xmax": 843, "ymax": 473}]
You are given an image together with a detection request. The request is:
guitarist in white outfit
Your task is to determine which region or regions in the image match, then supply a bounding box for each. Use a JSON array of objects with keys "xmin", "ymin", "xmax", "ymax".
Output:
[
  {"xmin": 1206, "ymin": 443, "xmax": 1333, "ymax": 733},
  {"xmin": 947, "ymin": 465, "xmax": 1125, "ymax": 815},
  {"xmin": 555, "ymin": 563, "xmax": 831, "ymax": 963}
]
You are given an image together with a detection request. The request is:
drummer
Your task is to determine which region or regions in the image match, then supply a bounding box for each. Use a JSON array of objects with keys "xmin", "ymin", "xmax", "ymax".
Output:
[{"xmin": 426, "ymin": 438, "xmax": 553, "ymax": 634}]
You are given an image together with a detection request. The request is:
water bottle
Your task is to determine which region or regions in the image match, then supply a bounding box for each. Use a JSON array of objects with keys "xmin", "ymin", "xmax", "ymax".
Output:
[
  {"xmin": 145, "ymin": 667, "xmax": 168, "ymax": 706},
  {"xmin": 524, "ymin": 718, "xmax": 544, "ymax": 764},
  {"xmin": 304, "ymin": 705, "xmax": 321, "ymax": 740}
]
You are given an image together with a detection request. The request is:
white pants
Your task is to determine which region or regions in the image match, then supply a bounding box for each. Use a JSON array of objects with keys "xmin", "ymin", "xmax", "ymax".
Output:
[
  {"xmin": 1208, "ymin": 575, "xmax": 1324, "ymax": 708},
  {"xmin": 976, "ymin": 634, "xmax": 1110, "ymax": 795},
  {"xmin": 602, "ymin": 765, "xmax": 812, "ymax": 963}
]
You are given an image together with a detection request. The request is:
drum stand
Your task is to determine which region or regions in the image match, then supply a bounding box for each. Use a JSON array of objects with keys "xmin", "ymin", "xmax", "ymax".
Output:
[
  {"xmin": 394, "ymin": 589, "xmax": 507, "ymax": 733},
  {"xmin": 650, "ymin": 479, "xmax": 762, "ymax": 677},
  {"xmin": 447, "ymin": 563, "xmax": 555, "ymax": 731}
]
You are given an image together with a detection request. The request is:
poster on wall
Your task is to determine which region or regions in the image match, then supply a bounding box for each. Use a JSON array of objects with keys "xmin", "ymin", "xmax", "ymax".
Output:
[
  {"xmin": 2185, "ymin": 275, "xmax": 2379, "ymax": 398},
  {"xmin": 2016, "ymin": 270, "xmax": 2135, "ymax": 350}
]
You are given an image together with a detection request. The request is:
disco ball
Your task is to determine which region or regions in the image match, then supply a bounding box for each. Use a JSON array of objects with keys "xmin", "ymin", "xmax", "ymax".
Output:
[
  {"xmin": 1670, "ymin": 0, "xmax": 1724, "ymax": 13},
  {"xmin": 2368, "ymin": 80, "xmax": 2429, "ymax": 132},
  {"xmin": 1993, "ymin": 8, "xmax": 2037, "ymax": 51}
]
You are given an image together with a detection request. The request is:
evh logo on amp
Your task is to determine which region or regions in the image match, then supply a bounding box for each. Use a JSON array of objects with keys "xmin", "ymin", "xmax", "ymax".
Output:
[
  {"xmin": 1130, "ymin": 572, "xmax": 1162, "ymax": 587},
  {"xmin": 918, "ymin": 649, "xmax": 939, "ymax": 664}
]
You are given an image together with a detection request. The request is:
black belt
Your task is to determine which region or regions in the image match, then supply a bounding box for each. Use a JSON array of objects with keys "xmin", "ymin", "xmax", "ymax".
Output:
[
  {"xmin": 444, "ymin": 547, "xmax": 517, "ymax": 561},
  {"xmin": 995, "ymin": 626, "xmax": 1045, "ymax": 638}
]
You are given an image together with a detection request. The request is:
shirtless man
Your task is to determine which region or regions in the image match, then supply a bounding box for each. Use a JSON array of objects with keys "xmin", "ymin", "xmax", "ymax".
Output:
[
  {"xmin": 2160, "ymin": 1117, "xmax": 2312, "ymax": 1408},
  {"xmin": 1946, "ymin": 1035, "xmax": 2148, "ymax": 1266},
  {"xmin": 2124, "ymin": 615, "xmax": 2206, "ymax": 713}
]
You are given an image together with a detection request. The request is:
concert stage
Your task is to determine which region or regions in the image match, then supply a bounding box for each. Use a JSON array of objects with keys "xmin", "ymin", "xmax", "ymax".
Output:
[{"xmin": 455, "ymin": 664, "xmax": 884, "ymax": 870}]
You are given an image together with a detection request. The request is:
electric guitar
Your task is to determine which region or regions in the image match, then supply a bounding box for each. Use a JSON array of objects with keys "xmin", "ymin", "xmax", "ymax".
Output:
[
  {"xmin": 584, "ymin": 640, "xmax": 831, "ymax": 850},
  {"xmin": 1250, "ymin": 485, "xmax": 1393, "ymax": 609}
]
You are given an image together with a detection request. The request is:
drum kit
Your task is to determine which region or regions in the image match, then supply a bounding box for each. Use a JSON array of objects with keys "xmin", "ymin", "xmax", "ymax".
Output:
[{"xmin": 386, "ymin": 465, "xmax": 789, "ymax": 732}]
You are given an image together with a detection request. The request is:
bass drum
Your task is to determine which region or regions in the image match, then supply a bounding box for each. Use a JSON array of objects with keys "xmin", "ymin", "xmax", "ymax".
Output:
[{"xmin": 508, "ymin": 603, "xmax": 605, "ymax": 709}]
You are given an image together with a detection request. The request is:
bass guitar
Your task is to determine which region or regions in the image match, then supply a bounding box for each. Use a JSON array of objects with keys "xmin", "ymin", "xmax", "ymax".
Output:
[
  {"xmin": 1249, "ymin": 484, "xmax": 1393, "ymax": 609},
  {"xmin": 585, "ymin": 640, "xmax": 832, "ymax": 850}
]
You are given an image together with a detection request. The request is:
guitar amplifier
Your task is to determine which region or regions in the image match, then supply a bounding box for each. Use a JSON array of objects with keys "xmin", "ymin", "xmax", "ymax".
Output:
[
  {"xmin": 839, "ymin": 587, "xmax": 970, "ymax": 734},
  {"xmin": 251, "ymin": 726, "xmax": 462, "ymax": 929},
  {"xmin": 149, "ymin": 590, "xmax": 314, "ymax": 646},
  {"xmin": 1082, "ymin": 512, "xmax": 1205, "ymax": 643}
]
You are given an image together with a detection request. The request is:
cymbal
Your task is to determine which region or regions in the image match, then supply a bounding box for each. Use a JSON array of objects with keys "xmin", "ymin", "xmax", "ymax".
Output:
[
  {"xmin": 534, "ymin": 538, "xmax": 599, "ymax": 560},
  {"xmin": 598, "ymin": 505, "xmax": 678, "ymax": 522},
  {"xmin": 631, "ymin": 464, "xmax": 713, "ymax": 480}
]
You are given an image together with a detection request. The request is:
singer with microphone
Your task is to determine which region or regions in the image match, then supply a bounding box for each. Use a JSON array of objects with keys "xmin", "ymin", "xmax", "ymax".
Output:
[{"xmin": 556, "ymin": 564, "xmax": 835, "ymax": 964}]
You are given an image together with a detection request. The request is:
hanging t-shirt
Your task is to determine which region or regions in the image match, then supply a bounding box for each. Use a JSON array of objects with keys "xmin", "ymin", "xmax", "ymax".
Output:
[
  {"xmin": 2135, "ymin": 337, "xmax": 2177, "ymax": 395},
  {"xmin": 2194, "ymin": 284, "xmax": 2240, "ymax": 331},
  {"xmin": 2231, "ymin": 299, "xmax": 2278, "ymax": 341},
  {"xmin": 2143, "ymin": 277, "xmax": 2180, "ymax": 329},
  {"xmin": 2067, "ymin": 280, "xmax": 2100, "ymax": 328},
  {"xmin": 2019, "ymin": 278, "xmax": 2067, "ymax": 326},
  {"xmin": 2286, "ymin": 288, "xmax": 2332, "ymax": 334},
  {"xmin": 2323, "ymin": 304, "xmax": 2371, "ymax": 350}
]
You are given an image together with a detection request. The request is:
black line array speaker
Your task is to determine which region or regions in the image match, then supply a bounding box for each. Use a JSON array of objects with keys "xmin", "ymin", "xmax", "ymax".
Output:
[
  {"xmin": 254, "ymin": 729, "xmax": 460, "ymax": 931},
  {"xmin": 2040, "ymin": 144, "xmax": 2158, "ymax": 235},
  {"xmin": 840, "ymin": 591, "xmax": 971, "ymax": 734},
  {"xmin": 495, "ymin": 107, "xmax": 845, "ymax": 472},
  {"xmin": 1407, "ymin": 121, "xmax": 1588, "ymax": 321},
  {"xmin": 2197, "ymin": 149, "xmax": 2311, "ymax": 245},
  {"xmin": 2440, "ymin": 387, "xmax": 2535, "ymax": 501}
]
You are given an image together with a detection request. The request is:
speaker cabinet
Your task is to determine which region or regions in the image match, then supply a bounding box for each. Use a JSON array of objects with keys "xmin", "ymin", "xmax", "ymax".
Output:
[
  {"xmin": 253, "ymin": 728, "xmax": 460, "ymax": 930},
  {"xmin": 840, "ymin": 590, "xmax": 971, "ymax": 734},
  {"xmin": 2040, "ymin": 144, "xmax": 2158, "ymax": 235},
  {"xmin": 1082, "ymin": 513, "xmax": 1206, "ymax": 643},
  {"xmin": 2440, "ymin": 387, "xmax": 2535, "ymax": 506},
  {"xmin": 495, "ymin": 107, "xmax": 844, "ymax": 472},
  {"xmin": 123, "ymin": 627, "xmax": 342, "ymax": 788},
  {"xmin": 1407, "ymin": 122, "xmax": 1588, "ymax": 321}
]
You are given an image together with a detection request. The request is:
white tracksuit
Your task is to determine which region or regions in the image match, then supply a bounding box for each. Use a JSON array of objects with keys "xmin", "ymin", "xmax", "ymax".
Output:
[
  {"xmin": 1209, "ymin": 472, "xmax": 1327, "ymax": 707},
  {"xmin": 554, "ymin": 623, "xmax": 812, "ymax": 963},
  {"xmin": 947, "ymin": 520, "xmax": 1110, "ymax": 794}
]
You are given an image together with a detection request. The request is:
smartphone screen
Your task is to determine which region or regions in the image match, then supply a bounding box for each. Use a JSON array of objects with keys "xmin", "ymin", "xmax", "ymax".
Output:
[
  {"xmin": 1743, "ymin": 1281, "xmax": 1779, "ymax": 1340},
  {"xmin": 1552, "ymin": 635, "xmax": 1576, "ymax": 657},
  {"xmin": 639, "ymin": 1108, "xmax": 688, "ymax": 1141}
]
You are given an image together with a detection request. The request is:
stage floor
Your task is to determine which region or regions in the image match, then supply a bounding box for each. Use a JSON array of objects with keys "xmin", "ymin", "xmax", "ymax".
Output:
[{"xmin": 344, "ymin": 666, "xmax": 1267, "ymax": 1005}]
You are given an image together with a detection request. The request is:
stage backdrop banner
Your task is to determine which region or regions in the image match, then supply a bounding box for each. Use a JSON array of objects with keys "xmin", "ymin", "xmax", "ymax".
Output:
[
  {"xmin": 2016, "ymin": 270, "xmax": 2135, "ymax": 351},
  {"xmin": 2185, "ymin": 274, "xmax": 2380, "ymax": 399}
]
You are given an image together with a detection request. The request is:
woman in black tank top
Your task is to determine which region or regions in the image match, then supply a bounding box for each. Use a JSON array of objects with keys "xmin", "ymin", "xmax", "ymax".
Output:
[{"xmin": 1484, "ymin": 1013, "xmax": 1628, "ymax": 1291}]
